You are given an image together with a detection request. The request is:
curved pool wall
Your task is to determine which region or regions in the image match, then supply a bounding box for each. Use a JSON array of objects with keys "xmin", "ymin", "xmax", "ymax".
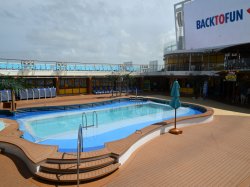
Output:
[
  {"xmin": 110, "ymin": 98, "xmax": 214, "ymax": 165},
  {"xmin": 14, "ymin": 98, "xmax": 203, "ymax": 152},
  {"xmin": 0, "ymin": 98, "xmax": 213, "ymax": 154},
  {"xmin": 0, "ymin": 97, "xmax": 214, "ymax": 173}
]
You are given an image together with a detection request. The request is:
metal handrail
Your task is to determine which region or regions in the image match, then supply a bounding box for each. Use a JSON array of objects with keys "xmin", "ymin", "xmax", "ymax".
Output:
[
  {"xmin": 82, "ymin": 112, "xmax": 88, "ymax": 129},
  {"xmin": 129, "ymin": 96, "xmax": 144, "ymax": 105},
  {"xmin": 77, "ymin": 123, "xmax": 84, "ymax": 187},
  {"xmin": 77, "ymin": 111, "xmax": 97, "ymax": 186},
  {"xmin": 92, "ymin": 111, "xmax": 98, "ymax": 128}
]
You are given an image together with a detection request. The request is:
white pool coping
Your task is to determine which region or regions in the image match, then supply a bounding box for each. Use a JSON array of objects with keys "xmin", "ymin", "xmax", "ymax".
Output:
[
  {"xmin": 118, "ymin": 115, "xmax": 213, "ymax": 165},
  {"xmin": 0, "ymin": 121, "xmax": 5, "ymax": 131}
]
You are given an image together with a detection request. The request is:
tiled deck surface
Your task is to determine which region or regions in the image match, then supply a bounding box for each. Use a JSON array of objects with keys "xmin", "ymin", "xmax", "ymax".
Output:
[{"xmin": 0, "ymin": 94, "xmax": 250, "ymax": 187}]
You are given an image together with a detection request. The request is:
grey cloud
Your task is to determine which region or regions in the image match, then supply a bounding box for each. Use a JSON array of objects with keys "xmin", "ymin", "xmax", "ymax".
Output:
[
  {"xmin": 0, "ymin": 10, "xmax": 17, "ymax": 19},
  {"xmin": 0, "ymin": 0, "xmax": 182, "ymax": 64}
]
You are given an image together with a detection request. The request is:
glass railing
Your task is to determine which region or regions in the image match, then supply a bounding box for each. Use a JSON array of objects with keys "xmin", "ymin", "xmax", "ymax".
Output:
[
  {"xmin": 1, "ymin": 58, "xmax": 249, "ymax": 74},
  {"xmin": 165, "ymin": 62, "xmax": 250, "ymax": 71},
  {"xmin": 164, "ymin": 41, "xmax": 177, "ymax": 54},
  {"xmin": 0, "ymin": 58, "xmax": 149, "ymax": 73},
  {"xmin": 0, "ymin": 58, "xmax": 168, "ymax": 73}
]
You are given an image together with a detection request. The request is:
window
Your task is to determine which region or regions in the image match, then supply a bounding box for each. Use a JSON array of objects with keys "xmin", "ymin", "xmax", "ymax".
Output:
[
  {"xmin": 79, "ymin": 79, "xmax": 86, "ymax": 87},
  {"xmin": 59, "ymin": 79, "xmax": 65, "ymax": 89}
]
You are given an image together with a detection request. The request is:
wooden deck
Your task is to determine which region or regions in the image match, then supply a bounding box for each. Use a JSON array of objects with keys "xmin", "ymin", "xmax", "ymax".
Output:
[
  {"xmin": 0, "ymin": 94, "xmax": 249, "ymax": 186},
  {"xmin": 106, "ymin": 115, "xmax": 250, "ymax": 187}
]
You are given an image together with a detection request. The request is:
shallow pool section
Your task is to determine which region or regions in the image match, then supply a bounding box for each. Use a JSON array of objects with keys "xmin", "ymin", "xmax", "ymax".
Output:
[
  {"xmin": 0, "ymin": 121, "xmax": 5, "ymax": 131},
  {"xmin": 18, "ymin": 100, "xmax": 202, "ymax": 152}
]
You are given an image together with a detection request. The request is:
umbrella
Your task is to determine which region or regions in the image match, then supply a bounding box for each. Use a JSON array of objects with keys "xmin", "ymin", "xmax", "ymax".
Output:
[{"xmin": 169, "ymin": 80, "xmax": 183, "ymax": 135}]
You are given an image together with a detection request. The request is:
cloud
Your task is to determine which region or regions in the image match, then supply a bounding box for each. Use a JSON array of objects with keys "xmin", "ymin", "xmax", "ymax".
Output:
[{"xmin": 0, "ymin": 0, "xmax": 181, "ymax": 64}]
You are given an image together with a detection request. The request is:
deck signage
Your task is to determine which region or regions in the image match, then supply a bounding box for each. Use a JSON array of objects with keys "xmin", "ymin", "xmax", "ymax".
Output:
[
  {"xmin": 225, "ymin": 71, "xmax": 237, "ymax": 82},
  {"xmin": 184, "ymin": 0, "xmax": 250, "ymax": 50},
  {"xmin": 196, "ymin": 9, "xmax": 243, "ymax": 30}
]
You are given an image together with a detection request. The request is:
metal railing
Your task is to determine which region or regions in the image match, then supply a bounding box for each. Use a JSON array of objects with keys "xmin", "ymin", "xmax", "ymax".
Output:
[
  {"xmin": 81, "ymin": 112, "xmax": 88, "ymax": 129},
  {"xmin": 77, "ymin": 111, "xmax": 98, "ymax": 186},
  {"xmin": 129, "ymin": 96, "xmax": 145, "ymax": 106},
  {"xmin": 92, "ymin": 111, "xmax": 98, "ymax": 128},
  {"xmin": 77, "ymin": 123, "xmax": 84, "ymax": 186},
  {"xmin": 82, "ymin": 112, "xmax": 97, "ymax": 129}
]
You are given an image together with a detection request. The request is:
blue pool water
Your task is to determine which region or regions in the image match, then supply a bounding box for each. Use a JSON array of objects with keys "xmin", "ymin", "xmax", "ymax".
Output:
[
  {"xmin": 0, "ymin": 121, "xmax": 5, "ymax": 131},
  {"xmin": 17, "ymin": 100, "xmax": 202, "ymax": 152}
]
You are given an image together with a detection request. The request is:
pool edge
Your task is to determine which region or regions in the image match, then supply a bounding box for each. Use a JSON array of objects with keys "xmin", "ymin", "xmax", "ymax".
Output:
[{"xmin": 0, "ymin": 96, "xmax": 214, "ymax": 182}]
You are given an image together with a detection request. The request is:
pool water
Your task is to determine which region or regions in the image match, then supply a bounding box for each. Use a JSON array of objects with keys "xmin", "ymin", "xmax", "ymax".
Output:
[{"xmin": 18, "ymin": 101, "xmax": 202, "ymax": 152}]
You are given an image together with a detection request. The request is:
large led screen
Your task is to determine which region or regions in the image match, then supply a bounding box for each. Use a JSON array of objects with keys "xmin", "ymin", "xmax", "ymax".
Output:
[{"xmin": 184, "ymin": 0, "xmax": 250, "ymax": 49}]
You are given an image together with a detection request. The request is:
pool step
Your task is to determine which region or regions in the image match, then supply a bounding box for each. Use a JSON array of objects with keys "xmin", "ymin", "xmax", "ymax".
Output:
[
  {"xmin": 35, "ymin": 163, "xmax": 120, "ymax": 183},
  {"xmin": 40, "ymin": 157, "xmax": 116, "ymax": 174},
  {"xmin": 46, "ymin": 149, "xmax": 112, "ymax": 163},
  {"xmin": 36, "ymin": 149, "xmax": 120, "ymax": 183}
]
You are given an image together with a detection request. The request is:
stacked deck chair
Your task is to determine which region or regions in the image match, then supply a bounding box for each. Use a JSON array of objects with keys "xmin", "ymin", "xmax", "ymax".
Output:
[
  {"xmin": 0, "ymin": 90, "xmax": 12, "ymax": 102},
  {"xmin": 18, "ymin": 87, "xmax": 56, "ymax": 100},
  {"xmin": 18, "ymin": 89, "xmax": 29, "ymax": 100}
]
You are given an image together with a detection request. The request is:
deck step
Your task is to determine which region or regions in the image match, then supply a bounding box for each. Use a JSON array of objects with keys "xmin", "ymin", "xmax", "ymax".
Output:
[
  {"xmin": 47, "ymin": 150, "xmax": 112, "ymax": 163},
  {"xmin": 36, "ymin": 163, "xmax": 120, "ymax": 183},
  {"xmin": 40, "ymin": 157, "xmax": 115, "ymax": 173}
]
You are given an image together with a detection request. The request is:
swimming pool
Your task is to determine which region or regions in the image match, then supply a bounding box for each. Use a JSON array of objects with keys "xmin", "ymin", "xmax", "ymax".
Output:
[
  {"xmin": 0, "ymin": 121, "xmax": 5, "ymax": 131},
  {"xmin": 17, "ymin": 99, "xmax": 202, "ymax": 152}
]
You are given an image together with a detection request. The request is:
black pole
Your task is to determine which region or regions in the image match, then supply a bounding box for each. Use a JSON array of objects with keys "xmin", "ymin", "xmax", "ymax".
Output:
[{"xmin": 174, "ymin": 108, "xmax": 177, "ymax": 129}]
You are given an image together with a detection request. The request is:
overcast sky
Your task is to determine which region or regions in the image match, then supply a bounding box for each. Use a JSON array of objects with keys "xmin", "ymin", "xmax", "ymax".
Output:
[{"xmin": 0, "ymin": 0, "xmax": 181, "ymax": 64}]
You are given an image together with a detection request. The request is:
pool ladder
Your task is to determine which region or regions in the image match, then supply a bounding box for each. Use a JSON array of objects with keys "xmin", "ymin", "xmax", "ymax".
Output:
[
  {"xmin": 129, "ymin": 96, "xmax": 144, "ymax": 105},
  {"xmin": 77, "ymin": 111, "xmax": 98, "ymax": 186},
  {"xmin": 93, "ymin": 111, "xmax": 98, "ymax": 128},
  {"xmin": 81, "ymin": 111, "xmax": 98, "ymax": 129}
]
